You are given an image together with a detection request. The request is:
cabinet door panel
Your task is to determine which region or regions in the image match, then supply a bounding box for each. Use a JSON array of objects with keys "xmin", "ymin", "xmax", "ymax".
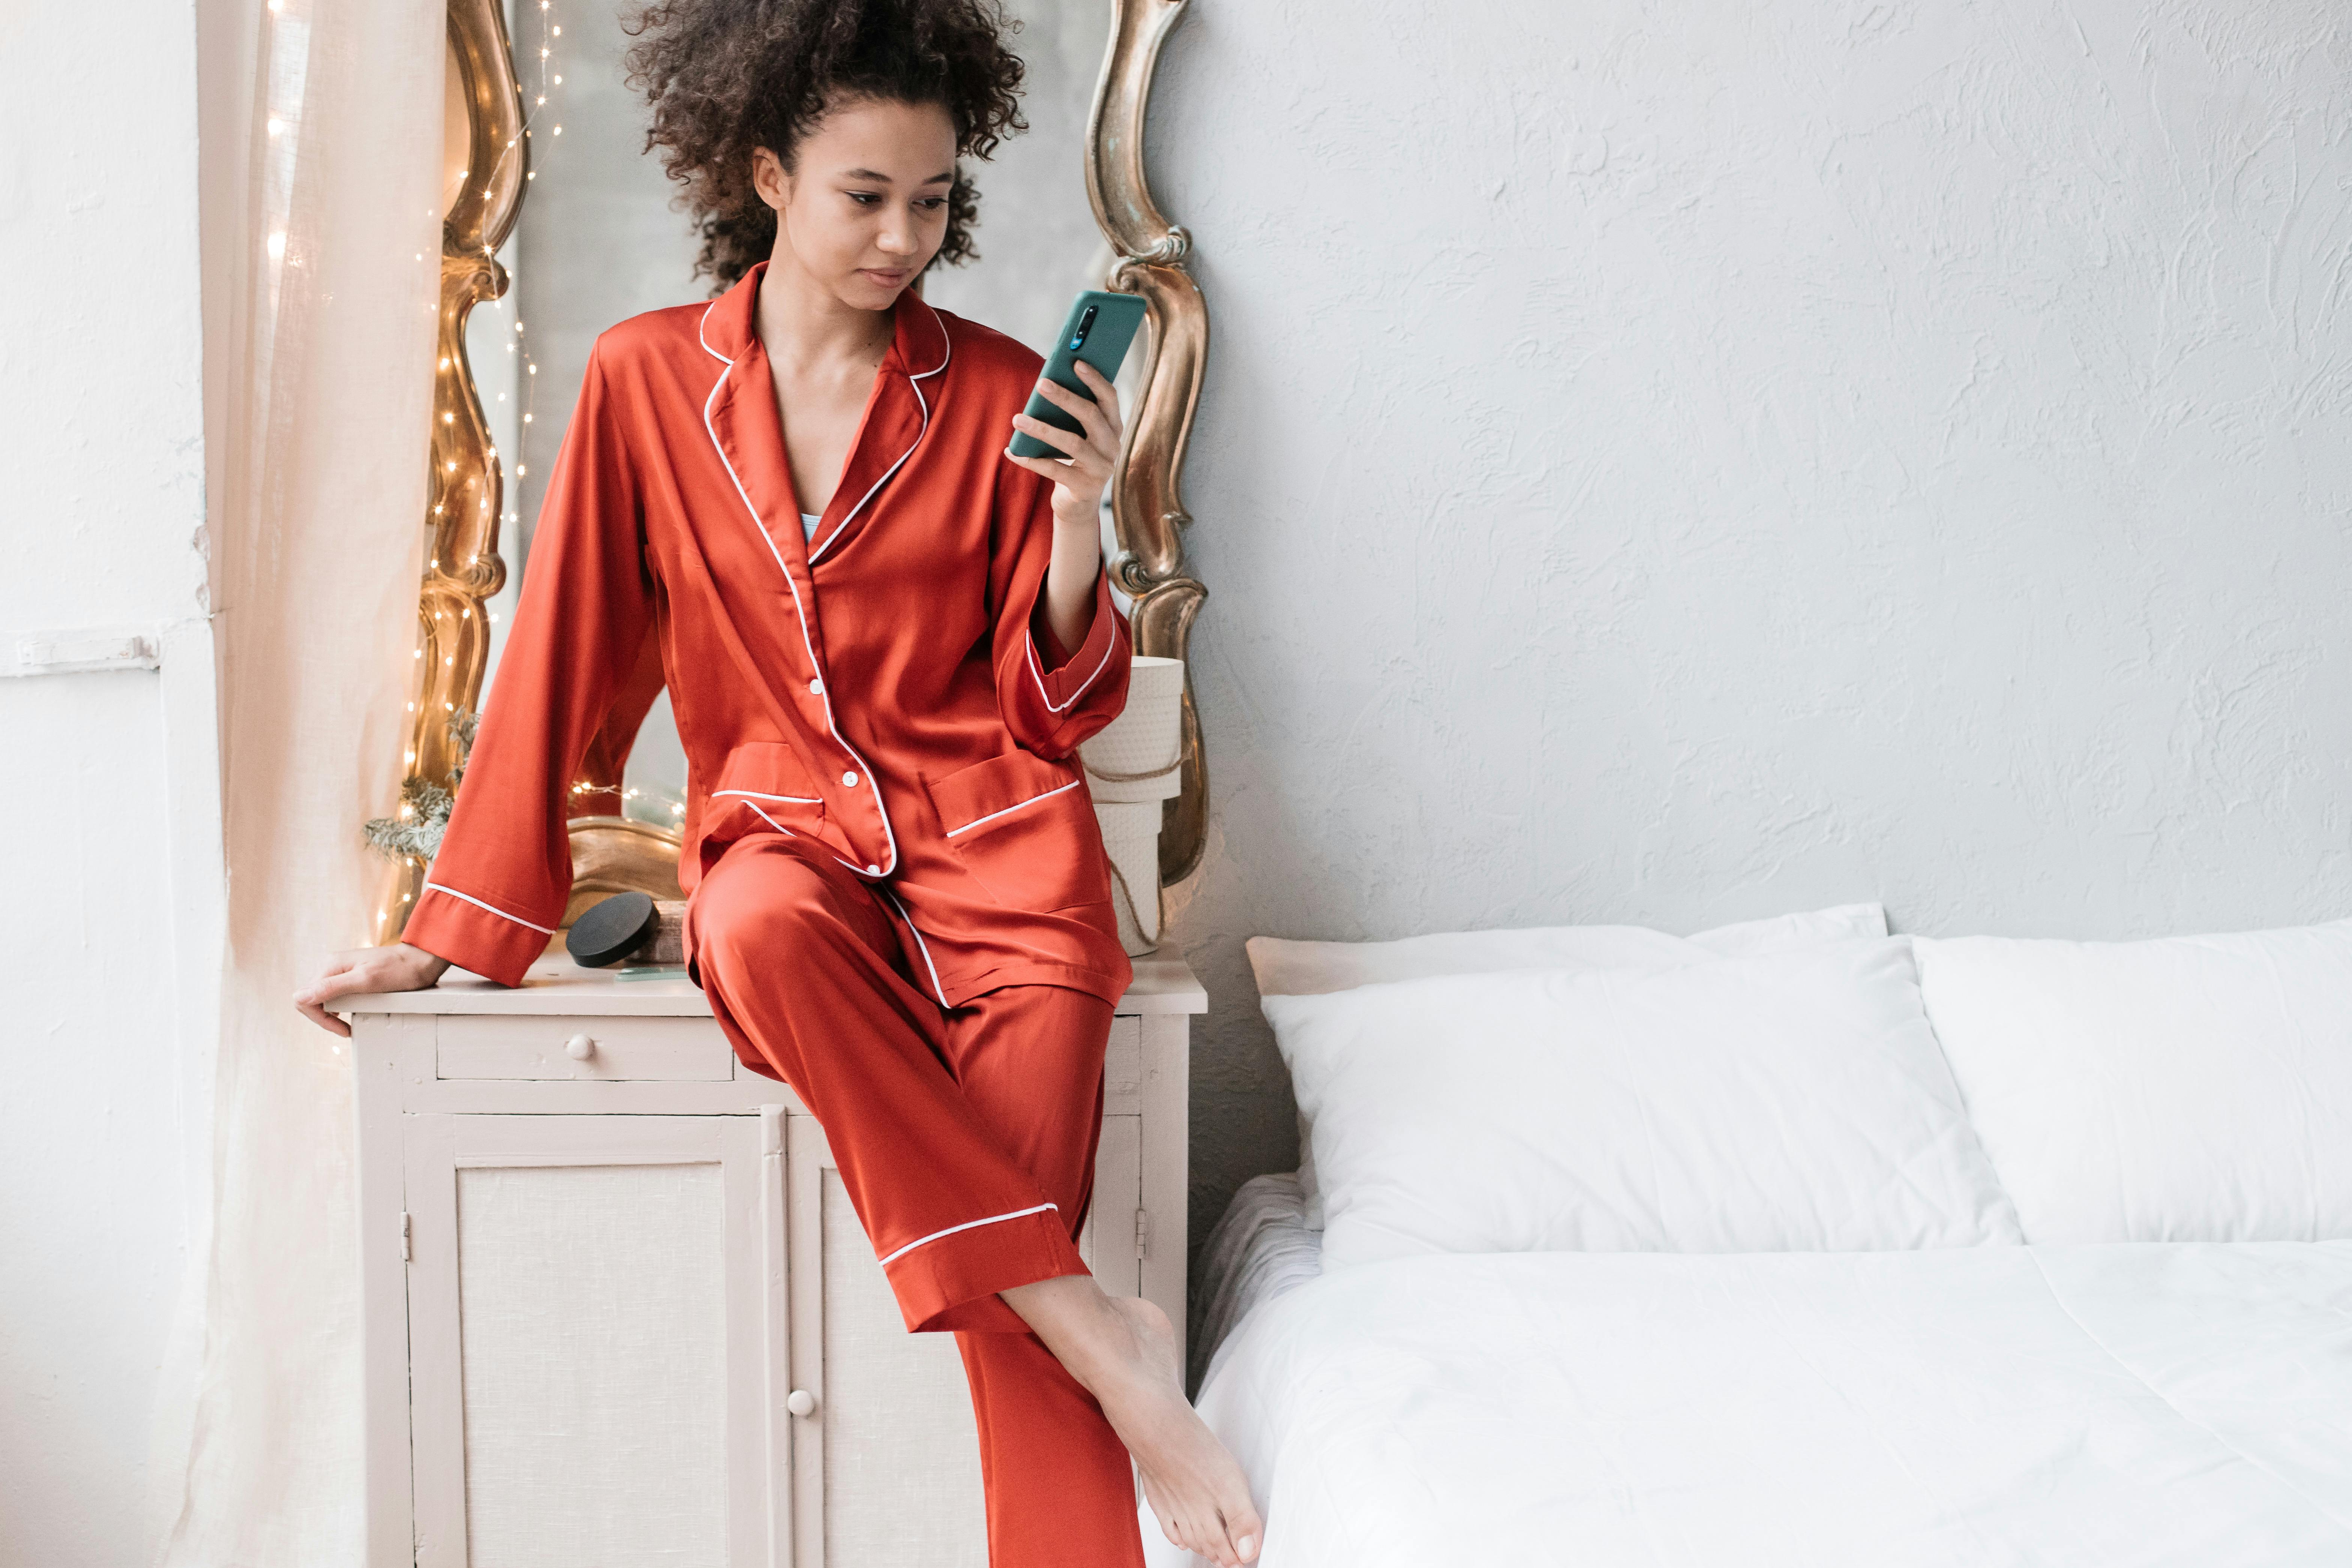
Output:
[
  {"xmin": 815, "ymin": 1167, "xmax": 990, "ymax": 1567},
  {"xmin": 786, "ymin": 1112, "xmax": 1143, "ymax": 1566},
  {"xmin": 405, "ymin": 1113, "xmax": 787, "ymax": 1567},
  {"xmin": 1103, "ymin": 1014, "xmax": 1145, "ymax": 1114},
  {"xmin": 1092, "ymin": 1113, "xmax": 1143, "ymax": 1299}
]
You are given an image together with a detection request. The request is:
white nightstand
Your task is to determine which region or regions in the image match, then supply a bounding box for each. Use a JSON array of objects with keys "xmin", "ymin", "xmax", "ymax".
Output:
[{"xmin": 339, "ymin": 943, "xmax": 1201, "ymax": 1568}]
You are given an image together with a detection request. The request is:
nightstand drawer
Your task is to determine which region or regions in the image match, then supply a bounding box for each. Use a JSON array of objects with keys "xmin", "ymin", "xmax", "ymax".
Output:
[{"xmin": 435, "ymin": 1015, "xmax": 736, "ymax": 1081}]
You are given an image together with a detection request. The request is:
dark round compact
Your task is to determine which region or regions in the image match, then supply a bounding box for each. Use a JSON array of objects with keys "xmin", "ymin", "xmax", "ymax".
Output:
[{"xmin": 566, "ymin": 890, "xmax": 659, "ymax": 968}]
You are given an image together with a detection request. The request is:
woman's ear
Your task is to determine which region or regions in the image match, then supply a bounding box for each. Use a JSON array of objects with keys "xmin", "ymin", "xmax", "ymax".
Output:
[{"xmin": 750, "ymin": 145, "xmax": 789, "ymax": 212}]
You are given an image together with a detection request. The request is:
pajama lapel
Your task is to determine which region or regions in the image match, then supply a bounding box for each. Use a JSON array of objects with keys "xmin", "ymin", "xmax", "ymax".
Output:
[{"xmin": 807, "ymin": 288, "xmax": 950, "ymax": 566}]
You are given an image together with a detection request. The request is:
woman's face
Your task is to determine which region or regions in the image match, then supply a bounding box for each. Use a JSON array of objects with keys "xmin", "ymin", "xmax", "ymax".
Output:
[{"xmin": 753, "ymin": 95, "xmax": 958, "ymax": 311}]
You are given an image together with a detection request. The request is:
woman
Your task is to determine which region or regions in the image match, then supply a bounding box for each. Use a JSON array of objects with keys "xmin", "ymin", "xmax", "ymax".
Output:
[{"xmin": 292, "ymin": 2, "xmax": 1261, "ymax": 1563}]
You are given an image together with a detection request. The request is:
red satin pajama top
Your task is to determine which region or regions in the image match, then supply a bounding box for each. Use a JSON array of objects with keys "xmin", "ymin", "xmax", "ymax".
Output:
[{"xmin": 401, "ymin": 259, "xmax": 1137, "ymax": 1008}]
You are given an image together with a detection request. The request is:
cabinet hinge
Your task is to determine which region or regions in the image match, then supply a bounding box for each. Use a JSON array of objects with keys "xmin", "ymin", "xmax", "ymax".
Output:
[
  {"xmin": 1135, "ymin": 1207, "xmax": 1150, "ymax": 1260},
  {"xmin": 400, "ymin": 1212, "xmax": 412, "ymax": 1264}
]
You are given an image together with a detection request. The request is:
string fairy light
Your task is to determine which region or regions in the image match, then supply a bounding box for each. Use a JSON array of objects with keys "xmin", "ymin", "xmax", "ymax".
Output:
[{"xmin": 464, "ymin": 0, "xmax": 571, "ymax": 547}]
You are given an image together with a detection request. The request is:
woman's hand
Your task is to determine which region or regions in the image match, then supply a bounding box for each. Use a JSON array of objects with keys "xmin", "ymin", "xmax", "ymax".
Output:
[
  {"xmin": 1005, "ymin": 359, "xmax": 1124, "ymax": 529},
  {"xmin": 293, "ymin": 942, "xmax": 451, "ymax": 1038}
]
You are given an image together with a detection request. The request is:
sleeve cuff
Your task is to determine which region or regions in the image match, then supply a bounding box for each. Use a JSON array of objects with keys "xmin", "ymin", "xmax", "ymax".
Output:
[
  {"xmin": 1025, "ymin": 569, "xmax": 1122, "ymax": 712},
  {"xmin": 402, "ymin": 880, "xmax": 556, "ymax": 988}
]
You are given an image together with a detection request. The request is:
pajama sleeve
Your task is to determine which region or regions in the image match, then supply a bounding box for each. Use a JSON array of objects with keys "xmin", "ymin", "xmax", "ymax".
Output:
[
  {"xmin": 988, "ymin": 453, "xmax": 1135, "ymax": 761},
  {"xmin": 399, "ymin": 341, "xmax": 655, "ymax": 986}
]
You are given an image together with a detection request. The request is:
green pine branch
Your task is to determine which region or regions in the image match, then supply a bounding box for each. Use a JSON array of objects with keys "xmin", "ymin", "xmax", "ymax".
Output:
[{"xmin": 365, "ymin": 708, "xmax": 478, "ymax": 864}]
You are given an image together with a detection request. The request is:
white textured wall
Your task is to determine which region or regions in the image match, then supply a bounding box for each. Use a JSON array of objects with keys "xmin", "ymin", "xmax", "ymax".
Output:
[
  {"xmin": 0, "ymin": 1, "xmax": 219, "ymax": 1563},
  {"xmin": 1154, "ymin": 1, "xmax": 2352, "ymax": 1253}
]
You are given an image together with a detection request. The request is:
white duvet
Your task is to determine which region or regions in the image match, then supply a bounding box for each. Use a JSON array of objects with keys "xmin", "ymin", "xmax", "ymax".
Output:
[{"xmin": 1157, "ymin": 1244, "xmax": 2352, "ymax": 1568}]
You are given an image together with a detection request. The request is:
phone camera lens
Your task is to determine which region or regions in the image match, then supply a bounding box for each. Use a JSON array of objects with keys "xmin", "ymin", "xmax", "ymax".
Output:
[{"xmin": 1071, "ymin": 306, "xmax": 1097, "ymax": 350}]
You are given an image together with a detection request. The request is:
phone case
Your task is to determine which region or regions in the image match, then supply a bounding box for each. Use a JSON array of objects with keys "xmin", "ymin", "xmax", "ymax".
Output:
[{"xmin": 1006, "ymin": 290, "xmax": 1148, "ymax": 460}]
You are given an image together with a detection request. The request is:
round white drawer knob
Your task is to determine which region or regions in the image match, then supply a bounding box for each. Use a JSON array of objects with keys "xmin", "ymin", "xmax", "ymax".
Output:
[
  {"xmin": 564, "ymin": 1033, "xmax": 596, "ymax": 1061},
  {"xmin": 786, "ymin": 1389, "xmax": 818, "ymax": 1418}
]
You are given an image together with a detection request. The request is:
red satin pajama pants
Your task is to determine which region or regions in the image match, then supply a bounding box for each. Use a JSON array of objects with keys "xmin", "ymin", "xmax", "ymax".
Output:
[{"xmin": 684, "ymin": 834, "xmax": 1146, "ymax": 1568}]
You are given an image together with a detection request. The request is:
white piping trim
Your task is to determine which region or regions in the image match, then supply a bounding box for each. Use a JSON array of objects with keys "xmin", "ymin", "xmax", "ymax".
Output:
[
  {"xmin": 941, "ymin": 775, "xmax": 1084, "ymax": 838},
  {"xmin": 1024, "ymin": 614, "xmax": 1118, "ymax": 715},
  {"xmin": 807, "ymin": 293, "xmax": 952, "ymax": 566},
  {"xmin": 876, "ymin": 1202, "xmax": 1060, "ymax": 1268},
  {"xmin": 701, "ymin": 299, "xmax": 900, "ymax": 881},
  {"xmin": 879, "ymin": 883, "xmax": 951, "ymax": 1008},
  {"xmin": 734, "ymin": 804, "xmax": 809, "ymax": 842},
  {"xmin": 737, "ymin": 799, "xmax": 800, "ymax": 839},
  {"xmin": 712, "ymin": 788, "xmax": 823, "ymax": 803},
  {"xmin": 419, "ymin": 880, "xmax": 557, "ymax": 935},
  {"xmin": 696, "ymin": 301, "xmax": 730, "ymax": 366}
]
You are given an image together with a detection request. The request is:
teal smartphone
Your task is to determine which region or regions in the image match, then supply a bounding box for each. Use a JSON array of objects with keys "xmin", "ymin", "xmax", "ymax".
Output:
[{"xmin": 1006, "ymin": 290, "xmax": 1148, "ymax": 460}]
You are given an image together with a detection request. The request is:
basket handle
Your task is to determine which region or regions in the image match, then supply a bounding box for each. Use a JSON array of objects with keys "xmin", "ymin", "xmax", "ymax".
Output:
[
  {"xmin": 1081, "ymin": 733, "xmax": 1197, "ymax": 786},
  {"xmin": 1105, "ymin": 852, "xmax": 1161, "ymax": 947}
]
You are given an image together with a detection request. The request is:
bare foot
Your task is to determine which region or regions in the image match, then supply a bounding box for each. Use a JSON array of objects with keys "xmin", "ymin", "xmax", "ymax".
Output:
[
  {"xmin": 1000, "ymin": 1277, "xmax": 1263, "ymax": 1565},
  {"xmin": 1096, "ymin": 1296, "xmax": 1263, "ymax": 1567}
]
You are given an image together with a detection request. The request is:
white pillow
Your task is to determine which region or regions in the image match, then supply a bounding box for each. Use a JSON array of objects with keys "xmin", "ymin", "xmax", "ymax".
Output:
[
  {"xmin": 1249, "ymin": 903, "xmax": 1890, "ymax": 1226},
  {"xmin": 1246, "ymin": 901, "xmax": 1888, "ymax": 998},
  {"xmin": 1262, "ymin": 937, "xmax": 2022, "ymax": 1270},
  {"xmin": 1914, "ymin": 919, "xmax": 2352, "ymax": 1243}
]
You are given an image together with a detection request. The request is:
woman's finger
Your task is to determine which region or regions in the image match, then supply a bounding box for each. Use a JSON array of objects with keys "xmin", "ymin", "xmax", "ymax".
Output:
[
  {"xmin": 1033, "ymin": 379, "xmax": 1118, "ymax": 471},
  {"xmin": 1049, "ymin": 432, "xmax": 1109, "ymax": 488},
  {"xmin": 292, "ymin": 951, "xmax": 393, "ymax": 1037},
  {"xmin": 1071, "ymin": 360, "xmax": 1125, "ymax": 440},
  {"xmin": 1031, "ymin": 376, "xmax": 1115, "ymax": 450},
  {"xmin": 297, "ymin": 999, "xmax": 355, "ymax": 1039},
  {"xmin": 291, "ymin": 954, "xmax": 357, "ymax": 1006},
  {"xmin": 294, "ymin": 967, "xmax": 363, "ymax": 1037},
  {"xmin": 1003, "ymin": 451, "xmax": 1073, "ymax": 486},
  {"xmin": 1005, "ymin": 450, "xmax": 1108, "ymax": 521},
  {"xmin": 1009, "ymin": 412, "xmax": 1083, "ymax": 459}
]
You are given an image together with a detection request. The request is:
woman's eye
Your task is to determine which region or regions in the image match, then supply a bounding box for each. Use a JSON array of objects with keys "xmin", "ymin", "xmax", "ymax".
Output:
[
  {"xmin": 846, "ymin": 191, "xmax": 880, "ymax": 206},
  {"xmin": 917, "ymin": 197, "xmax": 948, "ymax": 211}
]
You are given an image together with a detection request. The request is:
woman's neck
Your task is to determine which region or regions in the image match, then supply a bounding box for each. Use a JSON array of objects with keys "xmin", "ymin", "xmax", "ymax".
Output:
[{"xmin": 755, "ymin": 239, "xmax": 896, "ymax": 377}]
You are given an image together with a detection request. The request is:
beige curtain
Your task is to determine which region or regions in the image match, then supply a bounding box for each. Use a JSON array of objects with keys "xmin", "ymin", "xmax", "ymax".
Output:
[{"xmin": 162, "ymin": 0, "xmax": 443, "ymax": 1559}]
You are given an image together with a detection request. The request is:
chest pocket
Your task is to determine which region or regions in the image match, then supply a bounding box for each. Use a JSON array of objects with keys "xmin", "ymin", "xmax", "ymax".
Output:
[
  {"xmin": 704, "ymin": 740, "xmax": 828, "ymax": 846},
  {"xmin": 925, "ymin": 750, "xmax": 1111, "ymax": 914}
]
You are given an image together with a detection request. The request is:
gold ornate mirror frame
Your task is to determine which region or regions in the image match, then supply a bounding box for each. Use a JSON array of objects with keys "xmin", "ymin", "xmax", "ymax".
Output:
[
  {"xmin": 378, "ymin": 0, "xmax": 1210, "ymax": 945},
  {"xmin": 374, "ymin": 0, "xmax": 525, "ymax": 944},
  {"xmin": 1089, "ymin": 0, "xmax": 1211, "ymax": 887}
]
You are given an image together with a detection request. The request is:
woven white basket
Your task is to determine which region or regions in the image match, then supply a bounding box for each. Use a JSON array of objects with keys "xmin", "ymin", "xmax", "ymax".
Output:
[
  {"xmin": 1079, "ymin": 656, "xmax": 1186, "ymax": 803},
  {"xmin": 1093, "ymin": 800, "xmax": 1163, "ymax": 954}
]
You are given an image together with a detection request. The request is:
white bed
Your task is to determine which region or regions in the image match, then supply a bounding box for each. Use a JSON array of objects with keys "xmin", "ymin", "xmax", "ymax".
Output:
[
  {"xmin": 1150, "ymin": 908, "xmax": 2352, "ymax": 1567},
  {"xmin": 1187, "ymin": 1172, "xmax": 1323, "ymax": 1392},
  {"xmin": 1176, "ymin": 1184, "xmax": 2352, "ymax": 1566}
]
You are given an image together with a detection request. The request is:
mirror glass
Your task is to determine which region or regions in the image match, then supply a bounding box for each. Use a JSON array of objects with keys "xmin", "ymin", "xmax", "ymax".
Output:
[{"xmin": 468, "ymin": 0, "xmax": 1119, "ymax": 840}]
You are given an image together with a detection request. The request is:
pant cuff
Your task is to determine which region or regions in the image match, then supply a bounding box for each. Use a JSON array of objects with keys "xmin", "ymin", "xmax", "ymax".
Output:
[{"xmin": 884, "ymin": 1206, "xmax": 1091, "ymax": 1334}]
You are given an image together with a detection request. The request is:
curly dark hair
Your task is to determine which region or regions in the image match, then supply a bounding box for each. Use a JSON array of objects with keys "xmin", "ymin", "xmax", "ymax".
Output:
[{"xmin": 620, "ymin": 0, "xmax": 1029, "ymax": 291}]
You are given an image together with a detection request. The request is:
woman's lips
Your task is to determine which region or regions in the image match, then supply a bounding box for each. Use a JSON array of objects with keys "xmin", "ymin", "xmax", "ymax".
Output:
[{"xmin": 860, "ymin": 268, "xmax": 912, "ymax": 285}]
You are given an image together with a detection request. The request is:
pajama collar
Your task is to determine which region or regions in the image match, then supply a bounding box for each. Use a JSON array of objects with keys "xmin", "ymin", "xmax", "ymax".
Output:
[{"xmin": 698, "ymin": 260, "xmax": 953, "ymax": 571}]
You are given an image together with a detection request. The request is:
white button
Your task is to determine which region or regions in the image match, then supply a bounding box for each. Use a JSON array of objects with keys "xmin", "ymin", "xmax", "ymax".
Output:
[
  {"xmin": 808, "ymin": 678, "xmax": 823, "ymax": 695},
  {"xmin": 842, "ymin": 770, "xmax": 859, "ymax": 788},
  {"xmin": 865, "ymin": 864, "xmax": 880, "ymax": 875}
]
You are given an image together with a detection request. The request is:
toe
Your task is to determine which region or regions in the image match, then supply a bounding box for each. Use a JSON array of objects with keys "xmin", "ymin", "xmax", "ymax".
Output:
[{"xmin": 1225, "ymin": 1504, "xmax": 1264, "ymax": 1564}]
